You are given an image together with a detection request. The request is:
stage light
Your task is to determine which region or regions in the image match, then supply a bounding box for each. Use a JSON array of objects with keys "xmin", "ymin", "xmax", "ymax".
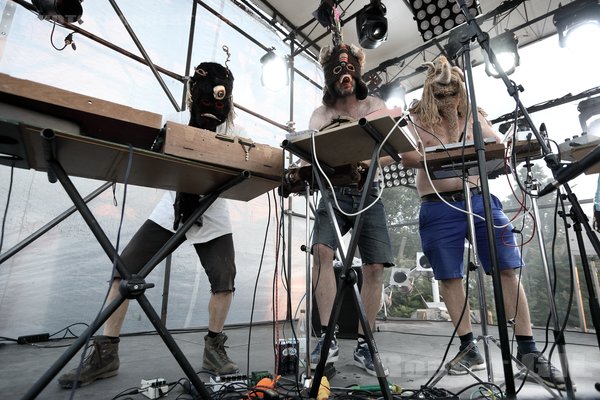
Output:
[
  {"xmin": 32, "ymin": 0, "xmax": 83, "ymax": 24},
  {"xmin": 260, "ymin": 49, "xmax": 289, "ymax": 91},
  {"xmin": 415, "ymin": 251, "xmax": 434, "ymax": 278},
  {"xmin": 408, "ymin": 0, "xmax": 480, "ymax": 42},
  {"xmin": 389, "ymin": 267, "xmax": 413, "ymax": 294},
  {"xmin": 483, "ymin": 30, "xmax": 520, "ymax": 78},
  {"xmin": 578, "ymin": 96, "xmax": 600, "ymax": 136},
  {"xmin": 378, "ymin": 80, "xmax": 406, "ymax": 110},
  {"xmin": 356, "ymin": 0, "xmax": 388, "ymax": 49},
  {"xmin": 382, "ymin": 162, "xmax": 415, "ymax": 188},
  {"xmin": 553, "ymin": 0, "xmax": 600, "ymax": 49}
]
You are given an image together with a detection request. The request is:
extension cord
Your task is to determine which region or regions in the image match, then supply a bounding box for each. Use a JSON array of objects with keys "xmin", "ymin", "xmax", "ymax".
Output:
[{"xmin": 140, "ymin": 378, "xmax": 168, "ymax": 399}]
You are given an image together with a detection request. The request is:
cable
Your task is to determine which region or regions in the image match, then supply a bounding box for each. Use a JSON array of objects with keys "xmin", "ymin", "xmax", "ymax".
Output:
[
  {"xmin": 245, "ymin": 189, "xmax": 274, "ymax": 380},
  {"xmin": 310, "ymin": 114, "xmax": 409, "ymax": 217},
  {"xmin": 0, "ymin": 163, "xmax": 15, "ymax": 252}
]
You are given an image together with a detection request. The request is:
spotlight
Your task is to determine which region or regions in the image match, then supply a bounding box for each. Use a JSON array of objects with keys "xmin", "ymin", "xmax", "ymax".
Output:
[
  {"xmin": 553, "ymin": 0, "xmax": 600, "ymax": 49},
  {"xmin": 32, "ymin": 0, "xmax": 83, "ymax": 24},
  {"xmin": 377, "ymin": 80, "xmax": 406, "ymax": 109},
  {"xmin": 408, "ymin": 0, "xmax": 480, "ymax": 42},
  {"xmin": 483, "ymin": 30, "xmax": 520, "ymax": 78},
  {"xmin": 356, "ymin": 0, "xmax": 388, "ymax": 49},
  {"xmin": 260, "ymin": 49, "xmax": 289, "ymax": 91},
  {"xmin": 382, "ymin": 162, "xmax": 416, "ymax": 188},
  {"xmin": 578, "ymin": 96, "xmax": 600, "ymax": 136},
  {"xmin": 389, "ymin": 267, "xmax": 413, "ymax": 294},
  {"xmin": 415, "ymin": 251, "xmax": 434, "ymax": 278}
]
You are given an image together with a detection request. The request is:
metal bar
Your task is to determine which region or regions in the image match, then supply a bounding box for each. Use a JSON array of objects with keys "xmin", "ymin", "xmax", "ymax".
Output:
[
  {"xmin": 108, "ymin": 0, "xmax": 180, "ymax": 111},
  {"xmin": 0, "ymin": 182, "xmax": 113, "ymax": 265}
]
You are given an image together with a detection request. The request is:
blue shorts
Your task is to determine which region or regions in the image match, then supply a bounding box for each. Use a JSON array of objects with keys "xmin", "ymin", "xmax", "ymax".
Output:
[
  {"xmin": 419, "ymin": 193, "xmax": 523, "ymax": 280},
  {"xmin": 312, "ymin": 187, "xmax": 394, "ymax": 267}
]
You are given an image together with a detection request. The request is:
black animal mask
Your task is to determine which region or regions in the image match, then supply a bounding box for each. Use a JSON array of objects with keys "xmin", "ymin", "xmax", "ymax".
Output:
[
  {"xmin": 188, "ymin": 62, "xmax": 234, "ymax": 131},
  {"xmin": 319, "ymin": 43, "xmax": 368, "ymax": 106}
]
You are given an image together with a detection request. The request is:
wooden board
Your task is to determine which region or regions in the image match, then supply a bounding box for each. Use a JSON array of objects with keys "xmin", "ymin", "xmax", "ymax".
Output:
[
  {"xmin": 163, "ymin": 121, "xmax": 283, "ymax": 181},
  {"xmin": 0, "ymin": 73, "xmax": 162, "ymax": 149},
  {"xmin": 284, "ymin": 113, "xmax": 416, "ymax": 167},
  {"xmin": 10, "ymin": 122, "xmax": 279, "ymax": 201}
]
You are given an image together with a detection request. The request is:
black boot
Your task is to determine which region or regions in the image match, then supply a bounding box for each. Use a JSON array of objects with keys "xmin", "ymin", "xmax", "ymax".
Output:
[{"xmin": 58, "ymin": 336, "xmax": 120, "ymax": 388}]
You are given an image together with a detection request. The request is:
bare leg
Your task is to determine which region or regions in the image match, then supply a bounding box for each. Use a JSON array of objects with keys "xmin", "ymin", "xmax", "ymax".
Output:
[
  {"xmin": 440, "ymin": 278, "xmax": 473, "ymax": 336},
  {"xmin": 103, "ymin": 278, "xmax": 129, "ymax": 337},
  {"xmin": 358, "ymin": 263, "xmax": 384, "ymax": 335},
  {"xmin": 500, "ymin": 269, "xmax": 533, "ymax": 336},
  {"xmin": 312, "ymin": 244, "xmax": 336, "ymax": 327},
  {"xmin": 208, "ymin": 291, "xmax": 233, "ymax": 332}
]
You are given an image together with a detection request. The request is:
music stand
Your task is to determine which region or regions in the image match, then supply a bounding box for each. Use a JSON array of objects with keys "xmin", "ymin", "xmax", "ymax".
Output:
[{"xmin": 283, "ymin": 114, "xmax": 414, "ymax": 399}]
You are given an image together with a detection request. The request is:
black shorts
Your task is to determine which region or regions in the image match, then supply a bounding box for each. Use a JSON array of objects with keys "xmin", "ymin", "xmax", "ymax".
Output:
[{"xmin": 117, "ymin": 220, "xmax": 236, "ymax": 292}]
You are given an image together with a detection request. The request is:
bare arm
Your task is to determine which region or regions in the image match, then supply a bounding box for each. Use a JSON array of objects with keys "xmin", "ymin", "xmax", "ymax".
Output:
[{"xmin": 399, "ymin": 120, "xmax": 424, "ymax": 169}]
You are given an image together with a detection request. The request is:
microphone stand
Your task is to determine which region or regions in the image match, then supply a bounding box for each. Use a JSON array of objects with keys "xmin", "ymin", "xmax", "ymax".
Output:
[
  {"xmin": 448, "ymin": 2, "xmax": 516, "ymax": 397},
  {"xmin": 459, "ymin": 0, "xmax": 600, "ymax": 350},
  {"xmin": 452, "ymin": 1, "xmax": 595, "ymax": 398}
]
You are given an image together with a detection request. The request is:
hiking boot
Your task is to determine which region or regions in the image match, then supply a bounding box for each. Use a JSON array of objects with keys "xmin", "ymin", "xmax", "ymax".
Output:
[
  {"xmin": 517, "ymin": 351, "xmax": 566, "ymax": 389},
  {"xmin": 353, "ymin": 342, "xmax": 389, "ymax": 377},
  {"xmin": 203, "ymin": 333, "xmax": 239, "ymax": 375},
  {"xmin": 446, "ymin": 342, "xmax": 485, "ymax": 375},
  {"xmin": 310, "ymin": 333, "xmax": 339, "ymax": 367},
  {"xmin": 58, "ymin": 336, "xmax": 120, "ymax": 388}
]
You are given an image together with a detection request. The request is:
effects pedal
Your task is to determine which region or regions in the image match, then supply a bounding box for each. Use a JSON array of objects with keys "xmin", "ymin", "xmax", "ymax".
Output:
[
  {"xmin": 276, "ymin": 338, "xmax": 299, "ymax": 375},
  {"xmin": 140, "ymin": 378, "xmax": 168, "ymax": 399}
]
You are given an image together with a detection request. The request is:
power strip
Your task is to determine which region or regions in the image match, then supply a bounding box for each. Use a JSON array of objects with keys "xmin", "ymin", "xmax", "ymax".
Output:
[{"xmin": 140, "ymin": 378, "xmax": 168, "ymax": 399}]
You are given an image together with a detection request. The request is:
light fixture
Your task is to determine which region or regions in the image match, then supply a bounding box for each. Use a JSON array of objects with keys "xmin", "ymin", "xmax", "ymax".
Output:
[
  {"xmin": 578, "ymin": 96, "xmax": 600, "ymax": 136},
  {"xmin": 408, "ymin": 0, "xmax": 480, "ymax": 42},
  {"xmin": 260, "ymin": 49, "xmax": 289, "ymax": 91},
  {"xmin": 415, "ymin": 251, "xmax": 434, "ymax": 278},
  {"xmin": 389, "ymin": 267, "xmax": 413, "ymax": 294},
  {"xmin": 377, "ymin": 80, "xmax": 406, "ymax": 110},
  {"xmin": 553, "ymin": 0, "xmax": 600, "ymax": 49},
  {"xmin": 483, "ymin": 30, "xmax": 520, "ymax": 78},
  {"xmin": 32, "ymin": 0, "xmax": 83, "ymax": 24},
  {"xmin": 356, "ymin": 0, "xmax": 388, "ymax": 49},
  {"xmin": 382, "ymin": 162, "xmax": 416, "ymax": 188}
]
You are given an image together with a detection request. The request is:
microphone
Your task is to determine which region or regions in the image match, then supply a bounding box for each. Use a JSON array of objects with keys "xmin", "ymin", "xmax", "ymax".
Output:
[{"xmin": 538, "ymin": 144, "xmax": 600, "ymax": 196}]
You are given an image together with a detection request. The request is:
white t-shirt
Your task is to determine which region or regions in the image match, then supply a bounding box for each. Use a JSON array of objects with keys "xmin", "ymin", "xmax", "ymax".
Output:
[{"xmin": 148, "ymin": 114, "xmax": 246, "ymax": 244}]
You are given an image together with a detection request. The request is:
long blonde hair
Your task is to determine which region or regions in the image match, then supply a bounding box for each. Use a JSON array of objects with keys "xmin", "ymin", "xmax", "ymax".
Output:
[{"xmin": 409, "ymin": 56, "xmax": 468, "ymax": 129}]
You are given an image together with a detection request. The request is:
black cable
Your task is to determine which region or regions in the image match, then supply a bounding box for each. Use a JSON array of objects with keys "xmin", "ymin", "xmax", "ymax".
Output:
[
  {"xmin": 0, "ymin": 163, "xmax": 15, "ymax": 252},
  {"xmin": 246, "ymin": 189, "xmax": 273, "ymax": 379}
]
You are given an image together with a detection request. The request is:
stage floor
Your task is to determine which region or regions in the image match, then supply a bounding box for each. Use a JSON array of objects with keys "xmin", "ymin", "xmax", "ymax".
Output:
[{"xmin": 2, "ymin": 319, "xmax": 599, "ymax": 399}]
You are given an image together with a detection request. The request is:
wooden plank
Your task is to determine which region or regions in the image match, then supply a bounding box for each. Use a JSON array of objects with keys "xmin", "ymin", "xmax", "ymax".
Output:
[
  {"xmin": 16, "ymin": 123, "xmax": 279, "ymax": 201},
  {"xmin": 0, "ymin": 73, "xmax": 162, "ymax": 149},
  {"xmin": 284, "ymin": 113, "xmax": 416, "ymax": 167},
  {"xmin": 163, "ymin": 121, "xmax": 283, "ymax": 180}
]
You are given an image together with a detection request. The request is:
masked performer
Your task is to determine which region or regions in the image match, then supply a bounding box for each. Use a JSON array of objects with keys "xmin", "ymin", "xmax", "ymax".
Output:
[
  {"xmin": 400, "ymin": 56, "xmax": 565, "ymax": 388},
  {"xmin": 58, "ymin": 61, "xmax": 240, "ymax": 388},
  {"xmin": 308, "ymin": 43, "xmax": 396, "ymax": 376}
]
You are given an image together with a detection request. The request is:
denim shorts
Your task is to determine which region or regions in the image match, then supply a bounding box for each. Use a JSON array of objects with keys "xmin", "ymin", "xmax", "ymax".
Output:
[
  {"xmin": 312, "ymin": 187, "xmax": 394, "ymax": 267},
  {"xmin": 419, "ymin": 193, "xmax": 523, "ymax": 280}
]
